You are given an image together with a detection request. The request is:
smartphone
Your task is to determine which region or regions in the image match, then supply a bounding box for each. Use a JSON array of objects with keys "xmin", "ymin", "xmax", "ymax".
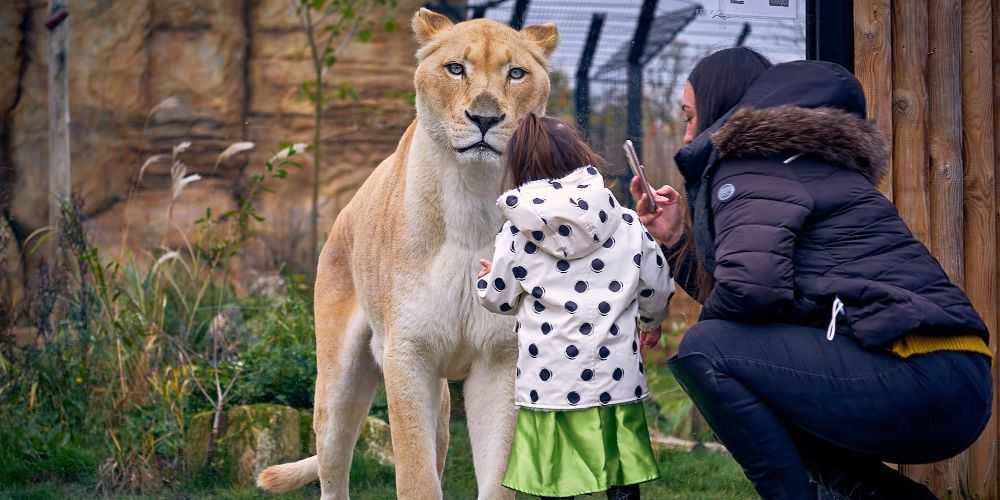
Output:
[{"xmin": 623, "ymin": 140, "xmax": 658, "ymax": 213}]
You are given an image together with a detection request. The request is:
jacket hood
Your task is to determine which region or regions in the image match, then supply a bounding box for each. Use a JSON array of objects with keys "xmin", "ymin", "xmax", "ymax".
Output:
[
  {"xmin": 498, "ymin": 166, "xmax": 622, "ymax": 259},
  {"xmin": 676, "ymin": 60, "xmax": 889, "ymax": 184}
]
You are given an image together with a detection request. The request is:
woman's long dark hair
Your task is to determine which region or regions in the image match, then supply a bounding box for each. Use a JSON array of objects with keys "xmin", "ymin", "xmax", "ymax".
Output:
[
  {"xmin": 681, "ymin": 48, "xmax": 772, "ymax": 302},
  {"xmin": 503, "ymin": 114, "xmax": 606, "ymax": 189},
  {"xmin": 688, "ymin": 47, "xmax": 772, "ymax": 133}
]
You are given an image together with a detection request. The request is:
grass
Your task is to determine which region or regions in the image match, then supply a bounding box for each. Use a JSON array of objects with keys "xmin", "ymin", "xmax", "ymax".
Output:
[{"xmin": 0, "ymin": 416, "xmax": 754, "ymax": 500}]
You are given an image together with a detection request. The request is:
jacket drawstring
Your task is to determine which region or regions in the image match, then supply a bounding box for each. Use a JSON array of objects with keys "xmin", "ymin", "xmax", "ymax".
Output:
[{"xmin": 827, "ymin": 297, "xmax": 844, "ymax": 341}]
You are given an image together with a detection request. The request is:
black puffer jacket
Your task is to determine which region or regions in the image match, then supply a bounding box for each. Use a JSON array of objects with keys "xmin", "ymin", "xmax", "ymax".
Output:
[{"xmin": 669, "ymin": 60, "xmax": 988, "ymax": 348}]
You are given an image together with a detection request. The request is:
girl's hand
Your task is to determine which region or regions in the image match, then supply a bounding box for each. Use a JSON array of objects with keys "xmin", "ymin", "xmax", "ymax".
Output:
[
  {"xmin": 630, "ymin": 177, "xmax": 684, "ymax": 247},
  {"xmin": 478, "ymin": 259, "xmax": 492, "ymax": 278},
  {"xmin": 640, "ymin": 326, "xmax": 662, "ymax": 353}
]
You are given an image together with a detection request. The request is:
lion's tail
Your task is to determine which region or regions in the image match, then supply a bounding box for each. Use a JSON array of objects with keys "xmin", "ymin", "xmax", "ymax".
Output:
[{"xmin": 257, "ymin": 455, "xmax": 319, "ymax": 493}]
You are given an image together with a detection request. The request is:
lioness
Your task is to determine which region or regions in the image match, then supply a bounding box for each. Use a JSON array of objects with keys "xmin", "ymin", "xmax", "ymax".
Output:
[{"xmin": 257, "ymin": 9, "xmax": 558, "ymax": 500}]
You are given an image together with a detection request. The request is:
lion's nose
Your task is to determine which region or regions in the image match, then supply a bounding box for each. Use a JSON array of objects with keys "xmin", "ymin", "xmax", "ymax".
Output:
[{"xmin": 465, "ymin": 111, "xmax": 505, "ymax": 135}]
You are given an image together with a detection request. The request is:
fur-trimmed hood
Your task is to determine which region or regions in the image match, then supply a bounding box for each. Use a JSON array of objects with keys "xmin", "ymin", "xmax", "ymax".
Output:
[
  {"xmin": 675, "ymin": 60, "xmax": 888, "ymax": 186},
  {"xmin": 711, "ymin": 105, "xmax": 889, "ymax": 184}
]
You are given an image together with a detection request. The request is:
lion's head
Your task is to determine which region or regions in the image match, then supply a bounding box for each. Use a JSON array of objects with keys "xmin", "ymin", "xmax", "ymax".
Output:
[{"xmin": 411, "ymin": 9, "xmax": 558, "ymax": 166}]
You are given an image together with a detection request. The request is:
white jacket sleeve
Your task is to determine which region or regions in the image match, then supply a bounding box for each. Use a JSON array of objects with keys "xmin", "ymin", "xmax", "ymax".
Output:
[
  {"xmin": 636, "ymin": 229, "xmax": 675, "ymax": 330},
  {"xmin": 476, "ymin": 221, "xmax": 525, "ymax": 315}
]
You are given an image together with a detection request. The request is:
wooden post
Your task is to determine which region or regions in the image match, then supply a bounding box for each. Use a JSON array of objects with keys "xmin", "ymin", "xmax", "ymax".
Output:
[
  {"xmin": 890, "ymin": 0, "xmax": 930, "ymax": 245},
  {"xmin": 993, "ymin": 0, "xmax": 1000, "ymax": 492},
  {"xmin": 926, "ymin": 0, "xmax": 964, "ymax": 288},
  {"xmin": 911, "ymin": 0, "xmax": 965, "ymax": 495},
  {"xmin": 46, "ymin": 0, "xmax": 70, "ymax": 265},
  {"xmin": 853, "ymin": 0, "xmax": 893, "ymax": 200},
  {"xmin": 961, "ymin": 0, "xmax": 997, "ymax": 498}
]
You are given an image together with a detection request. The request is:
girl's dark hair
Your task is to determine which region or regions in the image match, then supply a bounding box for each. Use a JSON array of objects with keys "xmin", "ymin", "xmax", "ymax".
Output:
[
  {"xmin": 688, "ymin": 47, "xmax": 772, "ymax": 133},
  {"xmin": 504, "ymin": 114, "xmax": 606, "ymax": 189},
  {"xmin": 680, "ymin": 48, "xmax": 771, "ymax": 301}
]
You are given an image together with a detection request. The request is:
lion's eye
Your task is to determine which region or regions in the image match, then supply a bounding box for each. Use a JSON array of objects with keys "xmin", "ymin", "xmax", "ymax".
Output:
[
  {"xmin": 445, "ymin": 63, "xmax": 465, "ymax": 77},
  {"xmin": 508, "ymin": 67, "xmax": 527, "ymax": 80}
]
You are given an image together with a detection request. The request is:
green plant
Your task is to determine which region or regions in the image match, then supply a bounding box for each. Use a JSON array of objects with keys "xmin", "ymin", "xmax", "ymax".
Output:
[{"xmin": 289, "ymin": 0, "xmax": 398, "ymax": 270}]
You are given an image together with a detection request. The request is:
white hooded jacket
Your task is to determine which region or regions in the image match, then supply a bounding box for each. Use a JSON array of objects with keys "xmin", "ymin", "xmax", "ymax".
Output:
[{"xmin": 477, "ymin": 166, "xmax": 674, "ymax": 410}]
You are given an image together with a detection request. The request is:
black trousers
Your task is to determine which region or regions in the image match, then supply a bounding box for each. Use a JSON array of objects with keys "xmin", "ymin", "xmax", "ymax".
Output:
[{"xmin": 668, "ymin": 320, "xmax": 992, "ymax": 500}]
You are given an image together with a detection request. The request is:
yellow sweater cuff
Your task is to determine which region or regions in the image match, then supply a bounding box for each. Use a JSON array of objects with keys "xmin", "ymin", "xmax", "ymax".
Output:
[{"xmin": 890, "ymin": 334, "xmax": 993, "ymax": 359}]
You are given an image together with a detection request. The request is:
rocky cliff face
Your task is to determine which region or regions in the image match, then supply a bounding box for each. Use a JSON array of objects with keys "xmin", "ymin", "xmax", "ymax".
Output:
[{"xmin": 0, "ymin": 0, "xmax": 426, "ymax": 314}]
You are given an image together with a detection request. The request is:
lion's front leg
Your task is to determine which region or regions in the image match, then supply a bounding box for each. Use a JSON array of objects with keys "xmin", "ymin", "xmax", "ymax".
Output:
[{"xmin": 383, "ymin": 340, "xmax": 445, "ymax": 500}]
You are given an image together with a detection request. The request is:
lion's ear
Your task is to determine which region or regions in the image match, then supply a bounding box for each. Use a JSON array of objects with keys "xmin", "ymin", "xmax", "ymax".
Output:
[
  {"xmin": 412, "ymin": 8, "xmax": 454, "ymax": 45},
  {"xmin": 522, "ymin": 23, "xmax": 559, "ymax": 57}
]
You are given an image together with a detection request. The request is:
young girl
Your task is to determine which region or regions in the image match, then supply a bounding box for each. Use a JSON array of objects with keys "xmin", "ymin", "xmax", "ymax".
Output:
[{"xmin": 476, "ymin": 114, "xmax": 674, "ymax": 500}]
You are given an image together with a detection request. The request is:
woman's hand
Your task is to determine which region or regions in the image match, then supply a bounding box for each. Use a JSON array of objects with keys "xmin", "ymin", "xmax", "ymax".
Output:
[
  {"xmin": 630, "ymin": 176, "xmax": 684, "ymax": 247},
  {"xmin": 640, "ymin": 326, "xmax": 662, "ymax": 353},
  {"xmin": 478, "ymin": 259, "xmax": 492, "ymax": 278}
]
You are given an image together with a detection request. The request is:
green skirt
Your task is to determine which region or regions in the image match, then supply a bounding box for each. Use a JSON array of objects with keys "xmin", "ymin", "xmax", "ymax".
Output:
[{"xmin": 501, "ymin": 402, "xmax": 660, "ymax": 497}]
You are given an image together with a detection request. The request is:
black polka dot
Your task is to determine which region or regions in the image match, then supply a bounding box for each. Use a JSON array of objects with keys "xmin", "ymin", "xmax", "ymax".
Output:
[
  {"xmin": 516, "ymin": 366, "xmax": 521, "ymax": 377},
  {"xmin": 599, "ymin": 392, "xmax": 612, "ymax": 405},
  {"xmin": 609, "ymin": 195, "xmax": 616, "ymax": 207},
  {"xmin": 530, "ymin": 390, "xmax": 539, "ymax": 402},
  {"xmin": 532, "ymin": 197, "xmax": 545, "ymax": 204},
  {"xmin": 579, "ymin": 323, "xmax": 593, "ymax": 335},
  {"xmin": 565, "ymin": 301, "xmax": 578, "ymax": 313},
  {"xmin": 565, "ymin": 345, "xmax": 579, "ymax": 359},
  {"xmin": 599, "ymin": 346, "xmax": 611, "ymax": 359},
  {"xmin": 598, "ymin": 302, "xmax": 611, "ymax": 315},
  {"xmin": 493, "ymin": 278, "xmax": 506, "ymax": 291},
  {"xmin": 612, "ymin": 367, "xmax": 624, "ymax": 380},
  {"xmin": 622, "ymin": 213, "xmax": 634, "ymax": 224},
  {"xmin": 602, "ymin": 237, "xmax": 615, "ymax": 249},
  {"xmin": 499, "ymin": 303, "xmax": 512, "ymax": 312},
  {"xmin": 633, "ymin": 253, "xmax": 642, "ymax": 267},
  {"xmin": 609, "ymin": 281, "xmax": 622, "ymax": 292},
  {"xmin": 512, "ymin": 266, "xmax": 528, "ymax": 280},
  {"xmin": 556, "ymin": 260, "xmax": 570, "ymax": 273},
  {"xmin": 656, "ymin": 254, "xmax": 664, "ymax": 268},
  {"xmin": 528, "ymin": 344, "xmax": 538, "ymax": 357},
  {"xmin": 577, "ymin": 184, "xmax": 590, "ymax": 189},
  {"xmin": 510, "ymin": 225, "xmax": 519, "ymax": 235},
  {"xmin": 610, "ymin": 323, "xmax": 620, "ymax": 336},
  {"xmin": 532, "ymin": 231, "xmax": 545, "ymax": 241},
  {"xmin": 541, "ymin": 322, "xmax": 552, "ymax": 335},
  {"xmin": 532, "ymin": 286, "xmax": 544, "ymax": 298},
  {"xmin": 581, "ymin": 369, "xmax": 594, "ymax": 381},
  {"xmin": 591, "ymin": 258, "xmax": 605, "ymax": 273},
  {"xmin": 645, "ymin": 231, "xmax": 654, "ymax": 242},
  {"xmin": 639, "ymin": 361, "xmax": 645, "ymax": 374},
  {"xmin": 578, "ymin": 199, "xmax": 589, "ymax": 210},
  {"xmin": 550, "ymin": 181, "xmax": 562, "ymax": 189},
  {"xmin": 525, "ymin": 241, "xmax": 537, "ymax": 254},
  {"xmin": 568, "ymin": 392, "xmax": 581, "ymax": 405},
  {"xmin": 587, "ymin": 166, "xmax": 598, "ymax": 175},
  {"xmin": 640, "ymin": 288, "xmax": 654, "ymax": 298},
  {"xmin": 540, "ymin": 368, "xmax": 552, "ymax": 381},
  {"xmin": 558, "ymin": 225, "xmax": 572, "ymax": 237},
  {"xmin": 533, "ymin": 301, "xmax": 546, "ymax": 313},
  {"xmin": 509, "ymin": 240, "xmax": 516, "ymax": 253},
  {"xmin": 632, "ymin": 340, "xmax": 638, "ymax": 354},
  {"xmin": 592, "ymin": 234, "xmax": 600, "ymax": 242},
  {"xmin": 574, "ymin": 281, "xmax": 588, "ymax": 293},
  {"xmin": 477, "ymin": 279, "xmax": 488, "ymax": 290},
  {"xmin": 635, "ymin": 386, "xmax": 643, "ymax": 398},
  {"xmin": 505, "ymin": 195, "xmax": 518, "ymax": 207}
]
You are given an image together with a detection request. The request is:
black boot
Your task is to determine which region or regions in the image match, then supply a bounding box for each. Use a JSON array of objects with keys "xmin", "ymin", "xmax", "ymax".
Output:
[
  {"xmin": 803, "ymin": 452, "xmax": 937, "ymax": 499},
  {"xmin": 606, "ymin": 484, "xmax": 640, "ymax": 500}
]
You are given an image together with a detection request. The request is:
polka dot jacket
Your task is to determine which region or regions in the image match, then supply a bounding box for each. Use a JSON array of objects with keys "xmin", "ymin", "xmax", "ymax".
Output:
[{"xmin": 476, "ymin": 166, "xmax": 675, "ymax": 410}]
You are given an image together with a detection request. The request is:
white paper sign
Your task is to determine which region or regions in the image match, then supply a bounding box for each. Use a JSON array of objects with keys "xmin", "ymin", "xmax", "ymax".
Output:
[{"xmin": 718, "ymin": 0, "xmax": 799, "ymax": 19}]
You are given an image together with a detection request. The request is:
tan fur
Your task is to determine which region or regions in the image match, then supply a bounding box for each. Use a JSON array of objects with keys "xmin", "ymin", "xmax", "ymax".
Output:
[{"xmin": 258, "ymin": 10, "xmax": 556, "ymax": 500}]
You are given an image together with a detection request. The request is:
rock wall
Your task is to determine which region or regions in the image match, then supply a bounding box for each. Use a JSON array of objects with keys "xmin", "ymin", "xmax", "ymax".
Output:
[{"xmin": 0, "ymin": 0, "xmax": 426, "ymax": 313}]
